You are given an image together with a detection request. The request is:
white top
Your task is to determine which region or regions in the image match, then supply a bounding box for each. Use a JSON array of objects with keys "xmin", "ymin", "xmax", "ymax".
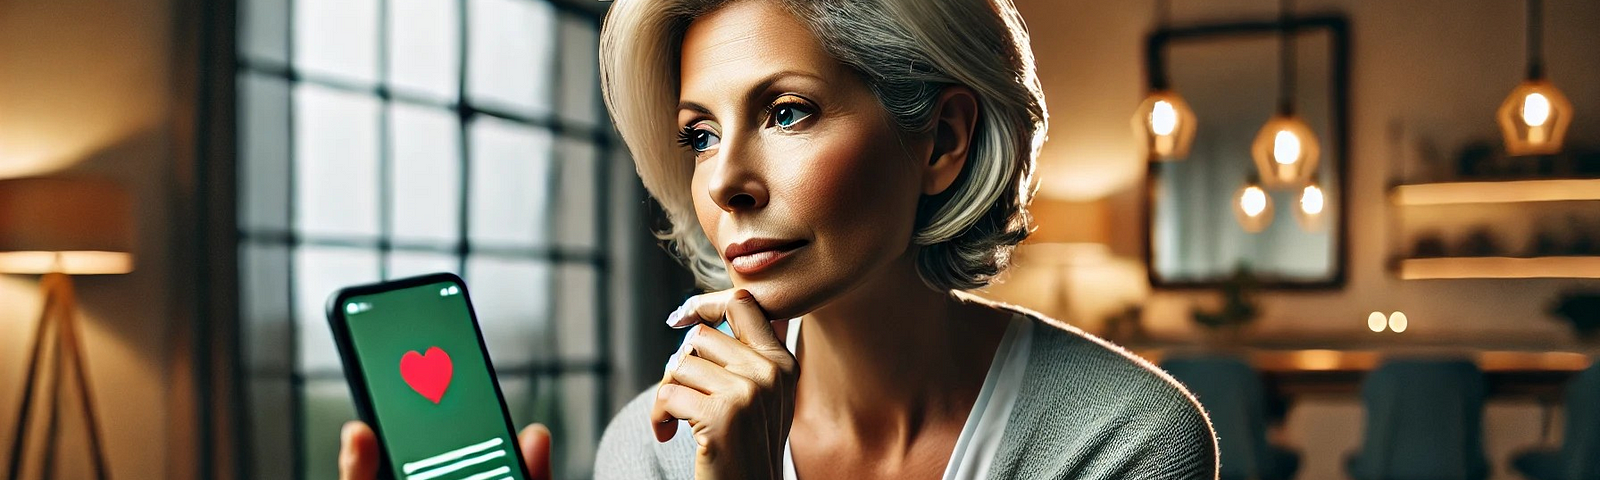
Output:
[{"xmin": 780, "ymin": 312, "xmax": 1034, "ymax": 480}]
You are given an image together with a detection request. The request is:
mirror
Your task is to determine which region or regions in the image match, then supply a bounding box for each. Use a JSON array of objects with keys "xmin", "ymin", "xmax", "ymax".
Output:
[{"xmin": 1144, "ymin": 17, "xmax": 1349, "ymax": 289}]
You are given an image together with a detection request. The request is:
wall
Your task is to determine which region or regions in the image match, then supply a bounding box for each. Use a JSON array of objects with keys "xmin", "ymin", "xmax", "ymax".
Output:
[
  {"xmin": 994, "ymin": 1, "xmax": 1600, "ymax": 478},
  {"xmin": 0, "ymin": 0, "xmax": 176, "ymax": 478}
]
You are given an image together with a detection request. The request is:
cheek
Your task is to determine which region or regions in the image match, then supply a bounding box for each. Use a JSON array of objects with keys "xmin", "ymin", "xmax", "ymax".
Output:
[{"xmin": 783, "ymin": 129, "xmax": 921, "ymax": 241}]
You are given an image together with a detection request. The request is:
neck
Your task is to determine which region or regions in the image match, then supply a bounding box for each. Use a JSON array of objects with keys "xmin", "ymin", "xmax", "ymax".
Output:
[{"xmin": 792, "ymin": 247, "xmax": 1011, "ymax": 448}]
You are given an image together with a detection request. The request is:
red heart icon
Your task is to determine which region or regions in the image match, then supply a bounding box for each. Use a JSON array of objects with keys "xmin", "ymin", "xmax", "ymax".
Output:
[{"xmin": 399, "ymin": 347, "xmax": 453, "ymax": 404}]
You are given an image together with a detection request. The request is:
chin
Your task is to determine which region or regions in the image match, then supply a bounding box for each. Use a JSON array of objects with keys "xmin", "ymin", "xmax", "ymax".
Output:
[{"xmin": 730, "ymin": 275, "xmax": 842, "ymax": 321}]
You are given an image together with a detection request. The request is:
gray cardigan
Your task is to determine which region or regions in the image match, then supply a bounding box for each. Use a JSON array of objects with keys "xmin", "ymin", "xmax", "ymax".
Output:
[{"xmin": 595, "ymin": 312, "xmax": 1219, "ymax": 479}]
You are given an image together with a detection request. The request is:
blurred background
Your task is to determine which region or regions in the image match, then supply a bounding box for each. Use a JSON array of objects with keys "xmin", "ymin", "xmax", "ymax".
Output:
[{"xmin": 0, "ymin": 0, "xmax": 1596, "ymax": 479}]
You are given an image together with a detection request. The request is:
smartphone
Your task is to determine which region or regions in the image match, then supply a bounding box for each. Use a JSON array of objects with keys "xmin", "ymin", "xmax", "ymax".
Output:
[{"xmin": 326, "ymin": 273, "xmax": 530, "ymax": 480}]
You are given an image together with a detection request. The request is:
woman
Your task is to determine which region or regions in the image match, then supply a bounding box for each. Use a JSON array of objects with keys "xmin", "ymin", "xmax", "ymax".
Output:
[{"xmin": 342, "ymin": 0, "xmax": 1218, "ymax": 478}]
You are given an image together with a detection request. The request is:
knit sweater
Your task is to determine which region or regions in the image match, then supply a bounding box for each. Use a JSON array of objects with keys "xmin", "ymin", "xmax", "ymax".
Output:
[{"xmin": 595, "ymin": 311, "xmax": 1220, "ymax": 479}]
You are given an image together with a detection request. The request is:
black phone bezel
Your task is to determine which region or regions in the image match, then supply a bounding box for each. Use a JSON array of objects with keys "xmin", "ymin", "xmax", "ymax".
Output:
[{"xmin": 324, "ymin": 272, "xmax": 531, "ymax": 480}]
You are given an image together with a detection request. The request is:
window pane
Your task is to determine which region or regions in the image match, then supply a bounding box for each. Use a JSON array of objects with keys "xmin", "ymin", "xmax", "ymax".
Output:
[
  {"xmin": 386, "ymin": 250, "xmax": 460, "ymax": 279},
  {"xmin": 465, "ymin": 256, "xmax": 551, "ymax": 365},
  {"xmin": 466, "ymin": 0, "xmax": 555, "ymax": 117},
  {"xmin": 497, "ymin": 373, "xmax": 535, "ymax": 428},
  {"xmin": 294, "ymin": 0, "xmax": 379, "ymax": 85},
  {"xmin": 468, "ymin": 117, "xmax": 553, "ymax": 249},
  {"xmin": 246, "ymin": 378, "xmax": 294, "ymax": 480},
  {"xmin": 390, "ymin": 103, "xmax": 462, "ymax": 245},
  {"xmin": 556, "ymin": 374, "xmax": 601, "ymax": 480},
  {"xmin": 553, "ymin": 13, "xmax": 598, "ymax": 127},
  {"xmin": 241, "ymin": 241, "xmax": 292, "ymax": 372},
  {"xmin": 302, "ymin": 379, "xmax": 357, "ymax": 480},
  {"xmin": 388, "ymin": 0, "xmax": 459, "ymax": 102},
  {"xmin": 240, "ymin": 0, "xmax": 289, "ymax": 66},
  {"xmin": 557, "ymin": 13, "xmax": 600, "ymax": 127},
  {"xmin": 553, "ymin": 263, "xmax": 597, "ymax": 361},
  {"xmin": 239, "ymin": 72, "xmax": 292, "ymax": 232},
  {"xmin": 295, "ymin": 84, "xmax": 381, "ymax": 238},
  {"xmin": 554, "ymin": 139, "xmax": 599, "ymax": 250},
  {"xmin": 295, "ymin": 246, "xmax": 382, "ymax": 372}
]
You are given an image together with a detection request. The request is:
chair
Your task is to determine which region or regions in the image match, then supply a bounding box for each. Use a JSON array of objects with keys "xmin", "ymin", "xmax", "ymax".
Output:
[
  {"xmin": 1512, "ymin": 360, "xmax": 1600, "ymax": 480},
  {"xmin": 1346, "ymin": 359, "xmax": 1489, "ymax": 480},
  {"xmin": 1161, "ymin": 355, "xmax": 1300, "ymax": 480}
]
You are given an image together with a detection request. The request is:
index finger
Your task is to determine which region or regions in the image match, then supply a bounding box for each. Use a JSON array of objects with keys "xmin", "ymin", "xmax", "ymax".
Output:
[{"xmin": 664, "ymin": 288, "xmax": 783, "ymax": 350}]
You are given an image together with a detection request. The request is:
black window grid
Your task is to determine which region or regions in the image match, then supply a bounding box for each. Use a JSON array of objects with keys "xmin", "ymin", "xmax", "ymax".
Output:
[{"xmin": 233, "ymin": 0, "xmax": 617, "ymax": 478}]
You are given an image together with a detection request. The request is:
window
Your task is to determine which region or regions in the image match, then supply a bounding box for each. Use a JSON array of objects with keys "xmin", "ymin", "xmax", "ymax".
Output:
[{"xmin": 236, "ymin": 0, "xmax": 616, "ymax": 477}]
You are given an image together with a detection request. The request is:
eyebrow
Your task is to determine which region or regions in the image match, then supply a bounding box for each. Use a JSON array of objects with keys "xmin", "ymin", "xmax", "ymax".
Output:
[{"xmin": 676, "ymin": 70, "xmax": 827, "ymax": 116}]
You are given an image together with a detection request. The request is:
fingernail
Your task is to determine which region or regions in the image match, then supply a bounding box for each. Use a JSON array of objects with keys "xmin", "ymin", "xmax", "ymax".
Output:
[
  {"xmin": 734, "ymin": 289, "xmax": 754, "ymax": 301},
  {"xmin": 665, "ymin": 298, "xmax": 696, "ymax": 328}
]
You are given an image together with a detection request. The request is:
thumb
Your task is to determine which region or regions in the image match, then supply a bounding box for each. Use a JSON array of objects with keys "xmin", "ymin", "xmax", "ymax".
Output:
[
  {"xmin": 519, "ymin": 423, "xmax": 554, "ymax": 480},
  {"xmin": 723, "ymin": 289, "xmax": 784, "ymax": 351},
  {"xmin": 338, "ymin": 421, "xmax": 379, "ymax": 480}
]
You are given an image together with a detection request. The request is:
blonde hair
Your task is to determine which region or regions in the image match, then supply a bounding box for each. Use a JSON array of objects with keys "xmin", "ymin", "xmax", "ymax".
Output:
[{"xmin": 600, "ymin": 0, "xmax": 1047, "ymax": 291}]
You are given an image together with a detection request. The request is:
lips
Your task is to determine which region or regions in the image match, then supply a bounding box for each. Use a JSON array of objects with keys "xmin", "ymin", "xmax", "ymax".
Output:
[{"xmin": 724, "ymin": 238, "xmax": 808, "ymax": 274}]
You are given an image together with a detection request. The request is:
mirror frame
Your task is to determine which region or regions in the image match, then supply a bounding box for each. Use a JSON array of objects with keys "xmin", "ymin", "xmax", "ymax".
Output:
[{"xmin": 1141, "ymin": 16, "xmax": 1351, "ymax": 290}]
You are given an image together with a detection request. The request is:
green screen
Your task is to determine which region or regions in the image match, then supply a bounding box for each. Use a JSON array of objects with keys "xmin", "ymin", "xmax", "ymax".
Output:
[{"xmin": 343, "ymin": 280, "xmax": 526, "ymax": 480}]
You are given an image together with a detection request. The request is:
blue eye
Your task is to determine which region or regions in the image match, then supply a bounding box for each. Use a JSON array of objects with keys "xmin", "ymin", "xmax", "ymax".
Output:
[
  {"xmin": 676, "ymin": 126, "xmax": 720, "ymax": 152},
  {"xmin": 770, "ymin": 102, "xmax": 813, "ymax": 129}
]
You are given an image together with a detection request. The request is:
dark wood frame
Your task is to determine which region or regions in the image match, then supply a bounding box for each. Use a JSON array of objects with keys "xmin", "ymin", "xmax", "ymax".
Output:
[{"xmin": 1141, "ymin": 16, "xmax": 1352, "ymax": 290}]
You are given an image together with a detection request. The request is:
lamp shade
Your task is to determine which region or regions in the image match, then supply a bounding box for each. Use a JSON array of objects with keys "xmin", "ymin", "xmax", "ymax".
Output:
[
  {"xmin": 1251, "ymin": 114, "xmax": 1321, "ymax": 189},
  {"xmin": 1497, "ymin": 79, "xmax": 1572, "ymax": 156},
  {"xmin": 1026, "ymin": 197, "xmax": 1112, "ymax": 264},
  {"xmin": 1134, "ymin": 90, "xmax": 1198, "ymax": 161},
  {"xmin": 0, "ymin": 177, "xmax": 135, "ymax": 274}
]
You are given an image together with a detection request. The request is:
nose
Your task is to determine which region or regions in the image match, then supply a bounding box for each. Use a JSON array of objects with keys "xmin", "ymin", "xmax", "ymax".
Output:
[{"xmin": 706, "ymin": 145, "xmax": 768, "ymax": 212}]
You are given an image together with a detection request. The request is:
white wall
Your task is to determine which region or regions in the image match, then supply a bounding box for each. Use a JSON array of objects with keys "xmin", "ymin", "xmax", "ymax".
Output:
[
  {"xmin": 992, "ymin": 1, "xmax": 1600, "ymax": 478},
  {"xmin": 0, "ymin": 0, "xmax": 176, "ymax": 478}
]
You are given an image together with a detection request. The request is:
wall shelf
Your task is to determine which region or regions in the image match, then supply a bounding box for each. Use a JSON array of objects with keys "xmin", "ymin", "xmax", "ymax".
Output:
[
  {"xmin": 1392, "ymin": 178, "xmax": 1600, "ymax": 206},
  {"xmin": 1399, "ymin": 256, "xmax": 1600, "ymax": 279}
]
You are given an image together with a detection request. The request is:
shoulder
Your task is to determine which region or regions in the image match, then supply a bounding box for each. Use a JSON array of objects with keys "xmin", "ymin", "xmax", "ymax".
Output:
[
  {"xmin": 986, "ymin": 302, "xmax": 1219, "ymax": 478},
  {"xmin": 594, "ymin": 388, "xmax": 696, "ymax": 480}
]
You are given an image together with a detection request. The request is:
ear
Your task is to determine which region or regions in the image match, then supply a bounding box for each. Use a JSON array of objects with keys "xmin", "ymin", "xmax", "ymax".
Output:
[{"xmin": 922, "ymin": 86, "xmax": 979, "ymax": 196}]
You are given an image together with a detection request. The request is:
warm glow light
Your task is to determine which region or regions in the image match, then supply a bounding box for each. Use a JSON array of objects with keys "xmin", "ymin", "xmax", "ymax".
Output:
[
  {"xmin": 1241, "ymin": 187, "xmax": 1268, "ymax": 217},
  {"xmin": 0, "ymin": 251, "xmax": 134, "ymax": 275},
  {"xmin": 1299, "ymin": 185, "xmax": 1324, "ymax": 214},
  {"xmin": 1150, "ymin": 100, "xmax": 1178, "ymax": 136},
  {"xmin": 1252, "ymin": 115, "xmax": 1320, "ymax": 188},
  {"xmin": 1135, "ymin": 91, "xmax": 1197, "ymax": 161},
  {"xmin": 1388, "ymin": 311, "xmax": 1408, "ymax": 333},
  {"xmin": 1522, "ymin": 92, "xmax": 1551, "ymax": 127},
  {"xmin": 1273, "ymin": 130, "xmax": 1301, "ymax": 165},
  {"xmin": 1233, "ymin": 181, "xmax": 1275, "ymax": 233},
  {"xmin": 1367, "ymin": 312, "xmax": 1387, "ymax": 332},
  {"xmin": 1498, "ymin": 79, "xmax": 1573, "ymax": 156},
  {"xmin": 1399, "ymin": 257, "xmax": 1600, "ymax": 279}
]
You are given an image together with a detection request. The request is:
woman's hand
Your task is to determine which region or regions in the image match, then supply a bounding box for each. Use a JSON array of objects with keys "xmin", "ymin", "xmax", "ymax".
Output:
[
  {"xmin": 653, "ymin": 288, "xmax": 799, "ymax": 480},
  {"xmin": 338, "ymin": 421, "xmax": 553, "ymax": 480}
]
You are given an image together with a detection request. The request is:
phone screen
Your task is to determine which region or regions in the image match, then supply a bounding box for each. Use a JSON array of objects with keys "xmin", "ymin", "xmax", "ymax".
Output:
[{"xmin": 337, "ymin": 278, "xmax": 526, "ymax": 480}]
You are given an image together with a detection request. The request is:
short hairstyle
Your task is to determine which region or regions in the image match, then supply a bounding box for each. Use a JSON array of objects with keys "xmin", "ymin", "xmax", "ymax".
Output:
[{"xmin": 599, "ymin": 0, "xmax": 1047, "ymax": 291}]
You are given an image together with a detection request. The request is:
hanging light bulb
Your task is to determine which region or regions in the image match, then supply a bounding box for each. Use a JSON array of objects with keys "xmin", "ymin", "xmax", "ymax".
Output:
[
  {"xmin": 1136, "ymin": 0, "xmax": 1196, "ymax": 162},
  {"xmin": 1136, "ymin": 90, "xmax": 1198, "ymax": 161},
  {"xmin": 1252, "ymin": 115, "xmax": 1320, "ymax": 188},
  {"xmin": 1234, "ymin": 176, "xmax": 1274, "ymax": 233},
  {"xmin": 1252, "ymin": 0, "xmax": 1322, "ymax": 189},
  {"xmin": 1295, "ymin": 179, "xmax": 1326, "ymax": 232},
  {"xmin": 1498, "ymin": 0, "xmax": 1572, "ymax": 156}
]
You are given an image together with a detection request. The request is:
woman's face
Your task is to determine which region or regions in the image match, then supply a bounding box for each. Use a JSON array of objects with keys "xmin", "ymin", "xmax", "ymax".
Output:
[{"xmin": 677, "ymin": 0, "xmax": 932, "ymax": 319}]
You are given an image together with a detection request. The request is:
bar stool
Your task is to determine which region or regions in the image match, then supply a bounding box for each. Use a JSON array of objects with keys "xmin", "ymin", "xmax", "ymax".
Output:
[
  {"xmin": 1161, "ymin": 355, "xmax": 1299, "ymax": 480},
  {"xmin": 1345, "ymin": 359, "xmax": 1489, "ymax": 480},
  {"xmin": 1512, "ymin": 360, "xmax": 1600, "ymax": 480}
]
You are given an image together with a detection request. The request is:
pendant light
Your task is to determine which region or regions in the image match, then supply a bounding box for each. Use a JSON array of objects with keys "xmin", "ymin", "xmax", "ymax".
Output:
[
  {"xmin": 1136, "ymin": 0, "xmax": 1197, "ymax": 161},
  {"xmin": 1234, "ymin": 174, "xmax": 1274, "ymax": 233},
  {"xmin": 1251, "ymin": 0, "xmax": 1320, "ymax": 189},
  {"xmin": 1498, "ymin": 0, "xmax": 1572, "ymax": 156},
  {"xmin": 1294, "ymin": 176, "xmax": 1326, "ymax": 232}
]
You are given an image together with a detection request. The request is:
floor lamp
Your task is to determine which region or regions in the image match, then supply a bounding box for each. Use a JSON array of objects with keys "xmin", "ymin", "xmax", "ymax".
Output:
[
  {"xmin": 1, "ymin": 177, "xmax": 134, "ymax": 480},
  {"xmin": 1023, "ymin": 197, "xmax": 1111, "ymax": 325}
]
